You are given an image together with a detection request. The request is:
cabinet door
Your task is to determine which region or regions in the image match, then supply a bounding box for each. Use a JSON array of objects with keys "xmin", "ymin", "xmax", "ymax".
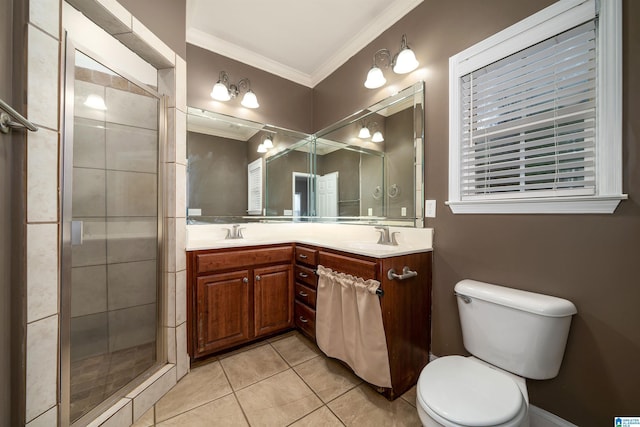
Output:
[
  {"xmin": 196, "ymin": 270, "xmax": 250, "ymax": 356},
  {"xmin": 254, "ymin": 264, "xmax": 293, "ymax": 337}
]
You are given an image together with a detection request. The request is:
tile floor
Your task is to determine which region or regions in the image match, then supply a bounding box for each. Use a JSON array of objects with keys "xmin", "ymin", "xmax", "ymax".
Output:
[{"xmin": 132, "ymin": 331, "xmax": 421, "ymax": 426}]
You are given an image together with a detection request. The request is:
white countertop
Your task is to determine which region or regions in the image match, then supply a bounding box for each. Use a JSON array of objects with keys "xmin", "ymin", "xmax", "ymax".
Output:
[{"xmin": 186, "ymin": 223, "xmax": 433, "ymax": 258}]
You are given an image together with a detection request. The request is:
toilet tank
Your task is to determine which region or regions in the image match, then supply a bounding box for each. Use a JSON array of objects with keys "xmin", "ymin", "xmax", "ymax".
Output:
[{"xmin": 455, "ymin": 279, "xmax": 577, "ymax": 380}]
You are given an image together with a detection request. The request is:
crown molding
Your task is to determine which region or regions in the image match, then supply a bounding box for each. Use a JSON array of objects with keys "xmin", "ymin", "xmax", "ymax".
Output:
[{"xmin": 187, "ymin": 0, "xmax": 423, "ymax": 88}]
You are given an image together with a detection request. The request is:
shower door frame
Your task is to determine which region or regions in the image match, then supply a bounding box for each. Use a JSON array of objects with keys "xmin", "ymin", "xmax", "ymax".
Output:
[{"xmin": 59, "ymin": 35, "xmax": 167, "ymax": 427}]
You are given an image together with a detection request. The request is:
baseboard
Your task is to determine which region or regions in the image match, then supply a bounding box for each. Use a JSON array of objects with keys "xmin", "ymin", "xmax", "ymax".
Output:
[{"xmin": 529, "ymin": 405, "xmax": 578, "ymax": 427}]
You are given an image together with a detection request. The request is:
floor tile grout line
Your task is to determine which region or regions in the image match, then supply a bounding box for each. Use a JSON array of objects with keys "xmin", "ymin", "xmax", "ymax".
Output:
[{"xmin": 231, "ymin": 389, "xmax": 253, "ymax": 427}]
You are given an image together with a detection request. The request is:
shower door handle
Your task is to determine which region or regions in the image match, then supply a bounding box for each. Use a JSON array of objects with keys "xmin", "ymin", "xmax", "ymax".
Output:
[{"xmin": 71, "ymin": 220, "xmax": 84, "ymax": 245}]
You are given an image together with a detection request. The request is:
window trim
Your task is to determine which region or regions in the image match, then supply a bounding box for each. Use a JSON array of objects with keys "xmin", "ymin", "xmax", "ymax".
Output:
[{"xmin": 447, "ymin": 0, "xmax": 626, "ymax": 214}]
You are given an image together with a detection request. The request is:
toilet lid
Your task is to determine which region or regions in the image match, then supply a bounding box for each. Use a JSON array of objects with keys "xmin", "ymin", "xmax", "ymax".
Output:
[{"xmin": 418, "ymin": 356, "xmax": 523, "ymax": 426}]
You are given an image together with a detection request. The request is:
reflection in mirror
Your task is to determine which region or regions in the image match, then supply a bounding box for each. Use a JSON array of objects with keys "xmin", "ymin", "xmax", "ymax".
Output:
[
  {"xmin": 315, "ymin": 82, "xmax": 424, "ymax": 226},
  {"xmin": 186, "ymin": 81, "xmax": 424, "ymax": 227},
  {"xmin": 186, "ymin": 108, "xmax": 312, "ymax": 223}
]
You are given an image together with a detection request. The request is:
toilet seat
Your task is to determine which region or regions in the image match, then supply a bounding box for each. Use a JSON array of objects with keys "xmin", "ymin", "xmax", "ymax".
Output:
[{"xmin": 417, "ymin": 356, "xmax": 527, "ymax": 427}]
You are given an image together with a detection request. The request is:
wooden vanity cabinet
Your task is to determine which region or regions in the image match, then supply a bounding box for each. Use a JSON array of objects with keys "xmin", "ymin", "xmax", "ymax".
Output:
[
  {"xmin": 293, "ymin": 245, "xmax": 318, "ymax": 340},
  {"xmin": 187, "ymin": 245, "xmax": 294, "ymax": 359},
  {"xmin": 316, "ymin": 248, "xmax": 432, "ymax": 401}
]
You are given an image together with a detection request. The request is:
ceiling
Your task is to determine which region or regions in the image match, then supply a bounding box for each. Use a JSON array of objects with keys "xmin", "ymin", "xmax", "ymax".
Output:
[{"xmin": 186, "ymin": 0, "xmax": 423, "ymax": 88}]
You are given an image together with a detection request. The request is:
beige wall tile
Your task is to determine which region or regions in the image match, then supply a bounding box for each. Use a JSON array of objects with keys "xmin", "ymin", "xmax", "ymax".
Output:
[
  {"xmin": 71, "ymin": 265, "xmax": 107, "ymax": 317},
  {"xmin": 165, "ymin": 326, "xmax": 176, "ymax": 364},
  {"xmin": 27, "ymin": 25, "xmax": 59, "ymax": 130},
  {"xmin": 27, "ymin": 127, "xmax": 58, "ymax": 222},
  {"xmin": 176, "ymin": 322, "xmax": 188, "ymax": 380},
  {"xmin": 175, "ymin": 56, "xmax": 187, "ymax": 113},
  {"xmin": 158, "ymin": 68, "xmax": 175, "ymax": 108},
  {"xmin": 25, "ymin": 405, "xmax": 57, "ymax": 427},
  {"xmin": 72, "ymin": 218, "xmax": 107, "ymax": 267},
  {"xmin": 106, "ymin": 170, "xmax": 157, "ymax": 217},
  {"xmin": 105, "ymin": 87, "xmax": 158, "ymax": 130},
  {"xmin": 26, "ymin": 316, "xmax": 58, "ymax": 422},
  {"xmin": 127, "ymin": 365, "xmax": 177, "ymax": 421},
  {"xmin": 166, "ymin": 217, "xmax": 176, "ymax": 272},
  {"xmin": 108, "ymin": 303, "xmax": 156, "ymax": 352},
  {"xmin": 29, "ymin": 0, "xmax": 60, "ymax": 38},
  {"xmin": 73, "ymin": 168, "xmax": 106, "ymax": 217},
  {"xmin": 74, "ymin": 81, "xmax": 107, "ymax": 122},
  {"xmin": 175, "ymin": 270, "xmax": 186, "ymax": 325},
  {"xmin": 27, "ymin": 224, "xmax": 58, "ymax": 322},
  {"xmin": 86, "ymin": 398, "xmax": 132, "ymax": 427},
  {"xmin": 107, "ymin": 260, "xmax": 157, "ymax": 310},
  {"xmin": 106, "ymin": 123, "xmax": 158, "ymax": 173},
  {"xmin": 175, "ymin": 109, "xmax": 186, "ymax": 165},
  {"xmin": 106, "ymin": 217, "xmax": 157, "ymax": 263},
  {"xmin": 74, "ymin": 117, "xmax": 106, "ymax": 169},
  {"xmin": 174, "ymin": 221, "xmax": 185, "ymax": 272},
  {"xmin": 70, "ymin": 312, "xmax": 108, "ymax": 361},
  {"xmin": 165, "ymin": 272, "xmax": 176, "ymax": 327}
]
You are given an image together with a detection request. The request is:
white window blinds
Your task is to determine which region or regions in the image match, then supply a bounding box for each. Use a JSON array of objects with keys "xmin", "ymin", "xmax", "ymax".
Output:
[
  {"xmin": 247, "ymin": 158, "xmax": 262, "ymax": 215},
  {"xmin": 460, "ymin": 20, "xmax": 597, "ymax": 200}
]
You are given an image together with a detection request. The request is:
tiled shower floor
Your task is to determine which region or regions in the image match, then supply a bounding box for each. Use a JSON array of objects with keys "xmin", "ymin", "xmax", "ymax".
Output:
[
  {"xmin": 132, "ymin": 331, "xmax": 421, "ymax": 426},
  {"xmin": 70, "ymin": 342, "xmax": 156, "ymax": 422}
]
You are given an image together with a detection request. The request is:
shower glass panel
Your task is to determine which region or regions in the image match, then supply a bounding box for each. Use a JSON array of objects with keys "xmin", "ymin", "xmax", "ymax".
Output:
[{"xmin": 64, "ymin": 50, "xmax": 161, "ymax": 424}]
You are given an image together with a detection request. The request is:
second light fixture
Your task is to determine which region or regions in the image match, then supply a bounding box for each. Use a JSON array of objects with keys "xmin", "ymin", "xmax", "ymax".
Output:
[{"xmin": 365, "ymin": 34, "xmax": 419, "ymax": 89}]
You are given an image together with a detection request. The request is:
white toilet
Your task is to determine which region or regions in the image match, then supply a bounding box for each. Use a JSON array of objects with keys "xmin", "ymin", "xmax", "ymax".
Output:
[{"xmin": 416, "ymin": 279, "xmax": 577, "ymax": 427}]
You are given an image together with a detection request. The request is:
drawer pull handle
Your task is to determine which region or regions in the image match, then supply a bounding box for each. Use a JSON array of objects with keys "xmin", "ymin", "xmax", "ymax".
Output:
[
  {"xmin": 299, "ymin": 254, "xmax": 308, "ymax": 259},
  {"xmin": 298, "ymin": 291, "xmax": 308, "ymax": 297},
  {"xmin": 299, "ymin": 316, "xmax": 308, "ymax": 323},
  {"xmin": 299, "ymin": 272, "xmax": 309, "ymax": 278}
]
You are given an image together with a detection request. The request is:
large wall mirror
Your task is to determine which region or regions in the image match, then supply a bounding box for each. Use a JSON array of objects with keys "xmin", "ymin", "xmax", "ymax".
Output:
[{"xmin": 186, "ymin": 81, "xmax": 424, "ymax": 227}]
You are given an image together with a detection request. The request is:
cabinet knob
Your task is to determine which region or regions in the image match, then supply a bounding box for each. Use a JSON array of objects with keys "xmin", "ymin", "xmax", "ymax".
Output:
[
  {"xmin": 298, "ymin": 291, "xmax": 308, "ymax": 297},
  {"xmin": 299, "ymin": 254, "xmax": 308, "ymax": 259},
  {"xmin": 299, "ymin": 272, "xmax": 308, "ymax": 278},
  {"xmin": 298, "ymin": 316, "xmax": 308, "ymax": 323},
  {"xmin": 243, "ymin": 277, "xmax": 248, "ymax": 284},
  {"xmin": 255, "ymin": 275, "xmax": 261, "ymax": 281}
]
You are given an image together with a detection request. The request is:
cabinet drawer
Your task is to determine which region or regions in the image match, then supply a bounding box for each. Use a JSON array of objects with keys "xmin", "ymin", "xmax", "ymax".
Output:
[
  {"xmin": 318, "ymin": 251, "xmax": 378, "ymax": 280},
  {"xmin": 294, "ymin": 282, "xmax": 317, "ymax": 309},
  {"xmin": 295, "ymin": 246, "xmax": 317, "ymax": 267},
  {"xmin": 196, "ymin": 246, "xmax": 293, "ymax": 274},
  {"xmin": 294, "ymin": 300, "xmax": 316, "ymax": 339},
  {"xmin": 295, "ymin": 265, "xmax": 317, "ymax": 288}
]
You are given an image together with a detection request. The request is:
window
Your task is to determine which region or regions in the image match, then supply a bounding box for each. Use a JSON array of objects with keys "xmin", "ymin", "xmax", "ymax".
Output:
[
  {"xmin": 247, "ymin": 158, "xmax": 263, "ymax": 215},
  {"xmin": 447, "ymin": 0, "xmax": 625, "ymax": 214}
]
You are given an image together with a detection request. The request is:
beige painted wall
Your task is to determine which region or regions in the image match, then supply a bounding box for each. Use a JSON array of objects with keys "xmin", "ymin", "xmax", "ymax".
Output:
[{"xmin": 312, "ymin": 1, "xmax": 640, "ymax": 425}]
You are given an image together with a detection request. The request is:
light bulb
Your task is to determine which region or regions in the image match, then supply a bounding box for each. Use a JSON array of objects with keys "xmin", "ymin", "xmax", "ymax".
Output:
[
  {"xmin": 393, "ymin": 48, "xmax": 419, "ymax": 74},
  {"xmin": 358, "ymin": 125, "xmax": 371, "ymax": 139},
  {"xmin": 372, "ymin": 131, "xmax": 384, "ymax": 142},
  {"xmin": 211, "ymin": 82, "xmax": 231, "ymax": 101},
  {"xmin": 257, "ymin": 143, "xmax": 267, "ymax": 153},
  {"xmin": 241, "ymin": 90, "xmax": 259, "ymax": 109},
  {"xmin": 364, "ymin": 66, "xmax": 386, "ymax": 89},
  {"xmin": 84, "ymin": 94, "xmax": 107, "ymax": 110},
  {"xmin": 263, "ymin": 136, "xmax": 273, "ymax": 148}
]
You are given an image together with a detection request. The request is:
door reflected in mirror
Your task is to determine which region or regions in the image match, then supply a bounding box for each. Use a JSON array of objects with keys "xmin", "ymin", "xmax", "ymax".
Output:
[{"xmin": 186, "ymin": 81, "xmax": 424, "ymax": 227}]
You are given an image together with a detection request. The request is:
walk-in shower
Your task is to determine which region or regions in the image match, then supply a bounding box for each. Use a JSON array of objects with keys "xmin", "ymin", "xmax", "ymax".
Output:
[{"xmin": 61, "ymin": 40, "xmax": 164, "ymax": 425}]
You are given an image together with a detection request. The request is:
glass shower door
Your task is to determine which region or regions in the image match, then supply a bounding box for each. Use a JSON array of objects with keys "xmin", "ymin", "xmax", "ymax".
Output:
[{"xmin": 62, "ymin": 48, "xmax": 162, "ymax": 424}]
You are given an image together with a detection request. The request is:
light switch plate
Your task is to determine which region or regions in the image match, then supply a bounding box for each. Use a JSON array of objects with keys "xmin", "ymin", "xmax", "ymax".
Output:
[{"xmin": 425, "ymin": 200, "xmax": 436, "ymax": 218}]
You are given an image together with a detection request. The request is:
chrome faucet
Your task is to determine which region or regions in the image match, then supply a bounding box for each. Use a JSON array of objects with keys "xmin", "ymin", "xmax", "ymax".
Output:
[
  {"xmin": 375, "ymin": 226, "xmax": 399, "ymax": 246},
  {"xmin": 225, "ymin": 224, "xmax": 245, "ymax": 240}
]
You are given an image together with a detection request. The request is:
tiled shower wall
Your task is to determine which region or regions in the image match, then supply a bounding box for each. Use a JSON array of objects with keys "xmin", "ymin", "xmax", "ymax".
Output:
[
  {"xmin": 71, "ymin": 69, "xmax": 159, "ymax": 361},
  {"xmin": 23, "ymin": 0, "xmax": 187, "ymax": 425}
]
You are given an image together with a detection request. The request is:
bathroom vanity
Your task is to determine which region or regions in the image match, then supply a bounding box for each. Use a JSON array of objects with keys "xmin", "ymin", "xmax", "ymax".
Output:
[{"xmin": 186, "ymin": 223, "xmax": 433, "ymax": 400}]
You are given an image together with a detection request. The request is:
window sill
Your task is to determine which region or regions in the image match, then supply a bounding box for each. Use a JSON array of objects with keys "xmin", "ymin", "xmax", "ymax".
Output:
[{"xmin": 446, "ymin": 195, "xmax": 628, "ymax": 214}]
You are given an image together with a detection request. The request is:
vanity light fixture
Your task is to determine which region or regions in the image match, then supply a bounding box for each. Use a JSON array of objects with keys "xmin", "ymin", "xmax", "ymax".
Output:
[
  {"xmin": 364, "ymin": 34, "xmax": 419, "ymax": 89},
  {"xmin": 263, "ymin": 135, "xmax": 274, "ymax": 149},
  {"xmin": 371, "ymin": 130, "xmax": 384, "ymax": 143},
  {"xmin": 211, "ymin": 71, "xmax": 260, "ymax": 109},
  {"xmin": 358, "ymin": 123, "xmax": 371, "ymax": 139},
  {"xmin": 257, "ymin": 143, "xmax": 267, "ymax": 153}
]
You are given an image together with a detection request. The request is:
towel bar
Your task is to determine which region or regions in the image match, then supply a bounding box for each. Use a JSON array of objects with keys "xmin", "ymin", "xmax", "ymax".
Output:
[
  {"xmin": 0, "ymin": 98, "xmax": 38, "ymax": 133},
  {"xmin": 387, "ymin": 266, "xmax": 418, "ymax": 281}
]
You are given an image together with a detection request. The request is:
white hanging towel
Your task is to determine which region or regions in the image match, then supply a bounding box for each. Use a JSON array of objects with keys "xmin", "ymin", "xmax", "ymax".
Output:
[{"xmin": 315, "ymin": 265, "xmax": 392, "ymax": 388}]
